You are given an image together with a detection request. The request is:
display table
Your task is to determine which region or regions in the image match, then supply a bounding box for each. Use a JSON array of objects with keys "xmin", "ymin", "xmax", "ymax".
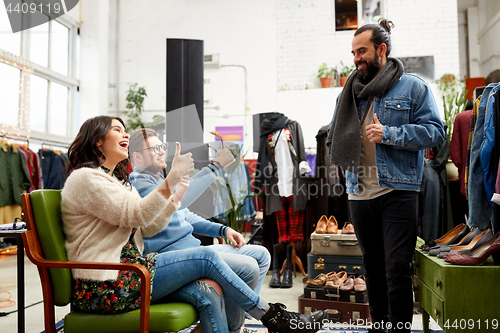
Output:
[
  {"xmin": 414, "ymin": 237, "xmax": 500, "ymax": 333},
  {"xmin": 0, "ymin": 230, "xmax": 25, "ymax": 333}
]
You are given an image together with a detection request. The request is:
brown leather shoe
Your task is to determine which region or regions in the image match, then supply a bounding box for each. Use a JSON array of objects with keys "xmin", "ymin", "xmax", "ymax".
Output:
[
  {"xmin": 325, "ymin": 271, "xmax": 347, "ymax": 288},
  {"xmin": 327, "ymin": 216, "xmax": 338, "ymax": 234},
  {"xmin": 306, "ymin": 273, "xmax": 327, "ymax": 286},
  {"xmin": 340, "ymin": 275, "xmax": 355, "ymax": 291},
  {"xmin": 354, "ymin": 275, "xmax": 366, "ymax": 292},
  {"xmin": 315, "ymin": 215, "xmax": 328, "ymax": 234},
  {"xmin": 341, "ymin": 222, "xmax": 355, "ymax": 234}
]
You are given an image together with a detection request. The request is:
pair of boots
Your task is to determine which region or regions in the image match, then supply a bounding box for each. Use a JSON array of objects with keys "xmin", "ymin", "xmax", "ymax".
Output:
[
  {"xmin": 261, "ymin": 302, "xmax": 328, "ymax": 333},
  {"xmin": 269, "ymin": 244, "xmax": 293, "ymax": 288}
]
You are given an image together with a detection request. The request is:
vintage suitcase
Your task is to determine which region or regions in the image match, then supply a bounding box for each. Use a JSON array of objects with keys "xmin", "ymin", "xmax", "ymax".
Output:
[
  {"xmin": 304, "ymin": 285, "xmax": 340, "ymax": 301},
  {"xmin": 310, "ymin": 231, "xmax": 362, "ymax": 256},
  {"xmin": 307, "ymin": 252, "xmax": 365, "ymax": 277},
  {"xmin": 298, "ymin": 295, "xmax": 371, "ymax": 324}
]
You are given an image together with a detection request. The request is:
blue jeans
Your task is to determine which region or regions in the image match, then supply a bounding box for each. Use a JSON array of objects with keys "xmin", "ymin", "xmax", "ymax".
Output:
[
  {"xmin": 151, "ymin": 247, "xmax": 269, "ymax": 333},
  {"xmin": 157, "ymin": 244, "xmax": 270, "ymax": 333}
]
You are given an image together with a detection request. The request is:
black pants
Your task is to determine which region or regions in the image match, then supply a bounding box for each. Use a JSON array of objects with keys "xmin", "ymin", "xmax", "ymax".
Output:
[{"xmin": 349, "ymin": 190, "xmax": 418, "ymax": 333}]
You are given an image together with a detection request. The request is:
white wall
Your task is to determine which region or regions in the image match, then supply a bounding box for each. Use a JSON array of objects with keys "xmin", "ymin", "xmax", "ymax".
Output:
[
  {"xmin": 74, "ymin": 0, "xmax": 461, "ymax": 158},
  {"xmin": 275, "ymin": 0, "xmax": 458, "ymax": 154},
  {"xmin": 106, "ymin": 0, "xmax": 277, "ymax": 155}
]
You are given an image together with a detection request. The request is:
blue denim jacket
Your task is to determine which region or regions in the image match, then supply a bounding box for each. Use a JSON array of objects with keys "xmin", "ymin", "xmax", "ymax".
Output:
[
  {"xmin": 338, "ymin": 74, "xmax": 445, "ymax": 193},
  {"xmin": 479, "ymin": 83, "xmax": 500, "ymax": 205}
]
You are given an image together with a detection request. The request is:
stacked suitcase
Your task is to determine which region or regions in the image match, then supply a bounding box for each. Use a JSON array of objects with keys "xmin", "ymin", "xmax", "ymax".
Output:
[{"xmin": 299, "ymin": 231, "xmax": 371, "ymax": 324}]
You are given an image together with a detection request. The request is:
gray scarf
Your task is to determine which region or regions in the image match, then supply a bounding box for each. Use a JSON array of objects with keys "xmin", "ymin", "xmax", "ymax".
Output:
[{"xmin": 326, "ymin": 57, "xmax": 404, "ymax": 174}]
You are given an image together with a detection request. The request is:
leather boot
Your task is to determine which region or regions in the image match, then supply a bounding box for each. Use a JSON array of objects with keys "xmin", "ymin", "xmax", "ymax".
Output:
[
  {"xmin": 261, "ymin": 302, "xmax": 328, "ymax": 333},
  {"xmin": 269, "ymin": 244, "xmax": 281, "ymax": 288},
  {"xmin": 280, "ymin": 245, "xmax": 293, "ymax": 288}
]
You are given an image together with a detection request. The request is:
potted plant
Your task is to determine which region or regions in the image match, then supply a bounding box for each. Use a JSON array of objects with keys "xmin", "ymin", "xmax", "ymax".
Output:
[
  {"xmin": 339, "ymin": 61, "xmax": 355, "ymax": 87},
  {"xmin": 122, "ymin": 83, "xmax": 147, "ymax": 130},
  {"xmin": 318, "ymin": 63, "xmax": 334, "ymax": 88},
  {"xmin": 436, "ymin": 74, "xmax": 468, "ymax": 180}
]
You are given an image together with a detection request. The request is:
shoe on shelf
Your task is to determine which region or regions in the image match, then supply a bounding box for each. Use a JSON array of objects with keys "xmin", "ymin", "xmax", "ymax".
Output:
[
  {"xmin": 428, "ymin": 227, "xmax": 482, "ymax": 256},
  {"xmin": 315, "ymin": 215, "xmax": 327, "ymax": 234},
  {"xmin": 340, "ymin": 275, "xmax": 355, "ymax": 292},
  {"xmin": 437, "ymin": 229, "xmax": 493, "ymax": 258},
  {"xmin": 444, "ymin": 232, "xmax": 500, "ymax": 266},
  {"xmin": 306, "ymin": 273, "xmax": 327, "ymax": 286},
  {"xmin": 421, "ymin": 224, "xmax": 469, "ymax": 251},
  {"xmin": 341, "ymin": 222, "xmax": 355, "ymax": 234},
  {"xmin": 327, "ymin": 216, "xmax": 338, "ymax": 234},
  {"xmin": 261, "ymin": 302, "xmax": 328, "ymax": 333},
  {"xmin": 325, "ymin": 271, "xmax": 347, "ymax": 288},
  {"xmin": 354, "ymin": 275, "xmax": 366, "ymax": 292}
]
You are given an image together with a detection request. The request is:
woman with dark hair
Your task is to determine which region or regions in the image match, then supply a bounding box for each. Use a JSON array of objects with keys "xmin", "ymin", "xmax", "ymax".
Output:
[{"xmin": 61, "ymin": 115, "xmax": 327, "ymax": 333}]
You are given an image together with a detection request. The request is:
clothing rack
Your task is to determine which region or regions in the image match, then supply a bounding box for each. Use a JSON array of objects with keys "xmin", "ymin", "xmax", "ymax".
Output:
[
  {"xmin": 0, "ymin": 133, "xmax": 30, "ymax": 145},
  {"xmin": 40, "ymin": 142, "xmax": 69, "ymax": 159}
]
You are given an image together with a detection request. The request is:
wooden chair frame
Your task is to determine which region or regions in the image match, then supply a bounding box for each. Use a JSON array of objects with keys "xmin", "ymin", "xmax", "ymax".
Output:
[{"xmin": 21, "ymin": 193, "xmax": 153, "ymax": 333}]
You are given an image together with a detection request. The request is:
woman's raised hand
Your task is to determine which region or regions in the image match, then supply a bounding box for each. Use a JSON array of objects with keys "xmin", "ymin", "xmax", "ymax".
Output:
[{"xmin": 172, "ymin": 176, "xmax": 190, "ymax": 204}]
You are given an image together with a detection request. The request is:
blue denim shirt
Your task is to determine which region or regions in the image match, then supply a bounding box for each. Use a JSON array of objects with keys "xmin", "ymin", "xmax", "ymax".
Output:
[
  {"xmin": 479, "ymin": 83, "xmax": 500, "ymax": 205},
  {"xmin": 333, "ymin": 74, "xmax": 445, "ymax": 194}
]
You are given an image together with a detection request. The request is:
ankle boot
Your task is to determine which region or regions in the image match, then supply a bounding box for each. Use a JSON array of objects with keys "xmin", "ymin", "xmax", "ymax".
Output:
[
  {"xmin": 261, "ymin": 302, "xmax": 328, "ymax": 333},
  {"xmin": 269, "ymin": 244, "xmax": 281, "ymax": 288},
  {"xmin": 280, "ymin": 245, "xmax": 293, "ymax": 288}
]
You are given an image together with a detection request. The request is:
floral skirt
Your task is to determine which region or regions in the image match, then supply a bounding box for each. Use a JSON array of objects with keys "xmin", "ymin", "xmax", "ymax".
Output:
[{"xmin": 72, "ymin": 229, "xmax": 157, "ymax": 314}]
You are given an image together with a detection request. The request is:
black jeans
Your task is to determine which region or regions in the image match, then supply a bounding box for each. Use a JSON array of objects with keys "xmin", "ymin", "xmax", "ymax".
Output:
[{"xmin": 349, "ymin": 190, "xmax": 418, "ymax": 333}]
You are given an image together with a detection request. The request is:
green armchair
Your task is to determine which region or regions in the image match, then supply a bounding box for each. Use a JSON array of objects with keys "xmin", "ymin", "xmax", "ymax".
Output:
[{"xmin": 21, "ymin": 190, "xmax": 198, "ymax": 333}]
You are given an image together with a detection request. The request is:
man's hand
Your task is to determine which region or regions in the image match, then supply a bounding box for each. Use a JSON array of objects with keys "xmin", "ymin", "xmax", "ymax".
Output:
[
  {"xmin": 226, "ymin": 228, "xmax": 246, "ymax": 248},
  {"xmin": 366, "ymin": 113, "xmax": 384, "ymax": 144},
  {"xmin": 214, "ymin": 142, "xmax": 235, "ymax": 168},
  {"xmin": 166, "ymin": 142, "xmax": 194, "ymax": 193}
]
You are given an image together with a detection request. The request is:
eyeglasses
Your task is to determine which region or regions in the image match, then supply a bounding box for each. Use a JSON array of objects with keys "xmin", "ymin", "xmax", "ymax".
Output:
[{"xmin": 137, "ymin": 143, "xmax": 168, "ymax": 154}]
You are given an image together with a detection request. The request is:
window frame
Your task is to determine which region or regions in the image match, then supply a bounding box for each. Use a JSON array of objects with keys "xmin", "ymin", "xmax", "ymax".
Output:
[
  {"xmin": 0, "ymin": 13, "xmax": 79, "ymax": 142},
  {"xmin": 333, "ymin": 0, "xmax": 385, "ymax": 34}
]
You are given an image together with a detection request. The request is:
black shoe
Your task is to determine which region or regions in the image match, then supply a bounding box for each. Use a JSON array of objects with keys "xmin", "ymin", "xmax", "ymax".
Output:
[
  {"xmin": 261, "ymin": 302, "xmax": 328, "ymax": 333},
  {"xmin": 269, "ymin": 244, "xmax": 282, "ymax": 288},
  {"xmin": 280, "ymin": 245, "xmax": 293, "ymax": 288}
]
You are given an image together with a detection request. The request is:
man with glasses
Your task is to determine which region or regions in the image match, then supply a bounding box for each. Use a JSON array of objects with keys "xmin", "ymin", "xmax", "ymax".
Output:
[{"xmin": 128, "ymin": 128, "xmax": 271, "ymax": 333}]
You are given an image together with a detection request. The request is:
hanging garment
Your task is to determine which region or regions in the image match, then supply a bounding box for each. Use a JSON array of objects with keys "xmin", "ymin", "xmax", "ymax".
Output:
[
  {"xmin": 480, "ymin": 83, "xmax": 500, "ymax": 205},
  {"xmin": 39, "ymin": 149, "xmax": 67, "ymax": 189},
  {"xmin": 275, "ymin": 196, "xmax": 304, "ymax": 243},
  {"xmin": 464, "ymin": 97, "xmax": 481, "ymax": 198},
  {"xmin": 468, "ymin": 84, "xmax": 497, "ymax": 230},
  {"xmin": 450, "ymin": 110, "xmax": 473, "ymax": 196},
  {"xmin": 260, "ymin": 119, "xmax": 310, "ymax": 216},
  {"xmin": 0, "ymin": 142, "xmax": 31, "ymax": 208}
]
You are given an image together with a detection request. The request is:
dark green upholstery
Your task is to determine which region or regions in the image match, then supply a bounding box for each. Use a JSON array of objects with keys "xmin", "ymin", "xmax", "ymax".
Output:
[
  {"xmin": 29, "ymin": 190, "xmax": 198, "ymax": 333},
  {"xmin": 30, "ymin": 190, "xmax": 72, "ymax": 306}
]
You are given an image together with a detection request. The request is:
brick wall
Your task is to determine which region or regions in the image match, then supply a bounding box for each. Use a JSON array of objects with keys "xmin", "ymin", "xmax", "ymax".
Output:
[{"xmin": 277, "ymin": 0, "xmax": 460, "ymax": 90}]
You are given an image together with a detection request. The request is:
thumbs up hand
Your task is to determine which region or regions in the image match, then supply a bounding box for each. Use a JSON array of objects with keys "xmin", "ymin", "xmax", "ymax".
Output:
[
  {"xmin": 366, "ymin": 113, "xmax": 384, "ymax": 144},
  {"xmin": 166, "ymin": 142, "xmax": 194, "ymax": 193}
]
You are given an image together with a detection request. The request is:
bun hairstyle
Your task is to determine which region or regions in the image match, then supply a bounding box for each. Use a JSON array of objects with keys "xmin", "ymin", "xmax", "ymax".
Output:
[{"xmin": 354, "ymin": 18, "xmax": 395, "ymax": 57}]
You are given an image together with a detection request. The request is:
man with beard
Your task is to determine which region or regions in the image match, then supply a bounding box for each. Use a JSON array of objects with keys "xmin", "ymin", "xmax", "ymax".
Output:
[{"xmin": 327, "ymin": 19, "xmax": 444, "ymax": 333}]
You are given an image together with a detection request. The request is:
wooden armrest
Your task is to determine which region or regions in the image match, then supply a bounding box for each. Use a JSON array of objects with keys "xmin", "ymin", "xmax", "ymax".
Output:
[{"xmin": 22, "ymin": 231, "xmax": 151, "ymax": 332}]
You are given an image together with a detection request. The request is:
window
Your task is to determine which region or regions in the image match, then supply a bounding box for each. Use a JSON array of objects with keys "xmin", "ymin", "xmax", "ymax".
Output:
[
  {"xmin": 0, "ymin": 11, "xmax": 78, "ymax": 138},
  {"xmin": 0, "ymin": 62, "xmax": 21, "ymax": 127},
  {"xmin": 334, "ymin": 0, "xmax": 382, "ymax": 32}
]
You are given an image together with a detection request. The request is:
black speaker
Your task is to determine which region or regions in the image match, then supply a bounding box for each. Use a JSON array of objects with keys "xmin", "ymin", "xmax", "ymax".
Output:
[
  {"xmin": 252, "ymin": 112, "xmax": 284, "ymax": 152},
  {"xmin": 166, "ymin": 38, "xmax": 204, "ymax": 143}
]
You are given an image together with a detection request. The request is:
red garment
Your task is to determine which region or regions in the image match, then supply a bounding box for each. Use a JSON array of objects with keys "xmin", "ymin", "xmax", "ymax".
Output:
[
  {"xmin": 275, "ymin": 196, "xmax": 304, "ymax": 243},
  {"xmin": 450, "ymin": 110, "xmax": 473, "ymax": 196}
]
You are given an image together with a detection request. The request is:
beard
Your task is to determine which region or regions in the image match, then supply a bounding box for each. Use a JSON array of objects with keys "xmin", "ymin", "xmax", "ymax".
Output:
[{"xmin": 356, "ymin": 55, "xmax": 381, "ymax": 83}]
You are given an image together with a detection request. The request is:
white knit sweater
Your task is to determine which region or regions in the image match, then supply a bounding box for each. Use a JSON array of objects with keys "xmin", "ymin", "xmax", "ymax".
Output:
[{"xmin": 61, "ymin": 167, "xmax": 179, "ymax": 281}]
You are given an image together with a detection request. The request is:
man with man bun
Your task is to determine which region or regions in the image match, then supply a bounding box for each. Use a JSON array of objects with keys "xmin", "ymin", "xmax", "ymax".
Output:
[{"xmin": 327, "ymin": 20, "xmax": 445, "ymax": 332}]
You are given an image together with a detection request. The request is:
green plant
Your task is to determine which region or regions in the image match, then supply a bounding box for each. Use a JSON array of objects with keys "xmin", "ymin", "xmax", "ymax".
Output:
[
  {"xmin": 122, "ymin": 83, "xmax": 147, "ymax": 130},
  {"xmin": 436, "ymin": 74, "xmax": 467, "ymax": 143},
  {"xmin": 339, "ymin": 61, "xmax": 355, "ymax": 77},
  {"xmin": 318, "ymin": 62, "xmax": 335, "ymax": 78}
]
